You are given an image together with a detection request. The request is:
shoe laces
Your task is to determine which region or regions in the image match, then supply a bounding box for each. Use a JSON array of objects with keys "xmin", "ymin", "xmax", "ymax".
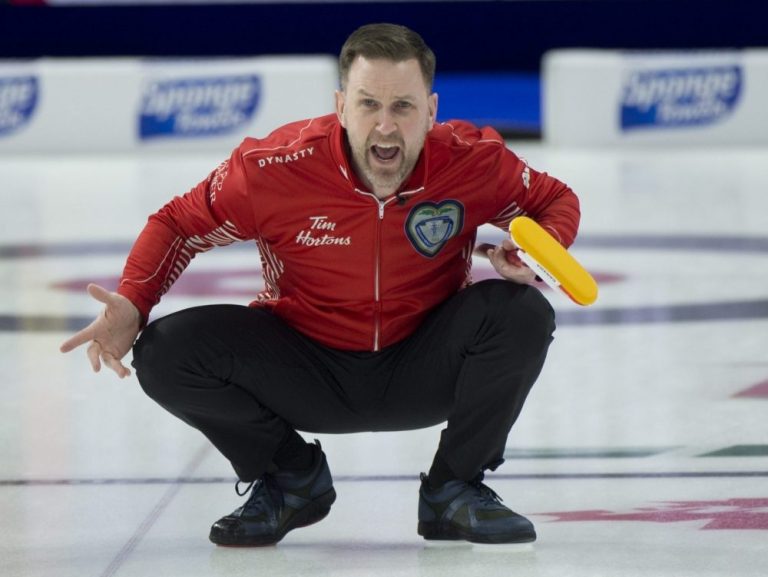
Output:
[
  {"xmin": 235, "ymin": 479, "xmax": 255, "ymax": 497},
  {"xmin": 468, "ymin": 473, "xmax": 503, "ymax": 506},
  {"xmin": 233, "ymin": 476, "xmax": 283, "ymax": 517}
]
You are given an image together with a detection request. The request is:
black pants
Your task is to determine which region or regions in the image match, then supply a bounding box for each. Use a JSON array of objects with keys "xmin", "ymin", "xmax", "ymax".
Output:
[{"xmin": 132, "ymin": 280, "xmax": 555, "ymax": 482}]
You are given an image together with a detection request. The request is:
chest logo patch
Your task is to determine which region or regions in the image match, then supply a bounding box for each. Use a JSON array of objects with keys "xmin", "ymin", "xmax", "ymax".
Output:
[{"xmin": 405, "ymin": 200, "xmax": 465, "ymax": 257}]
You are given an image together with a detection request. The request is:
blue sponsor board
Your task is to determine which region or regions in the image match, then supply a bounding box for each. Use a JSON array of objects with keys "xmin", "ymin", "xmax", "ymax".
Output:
[
  {"xmin": 0, "ymin": 76, "xmax": 39, "ymax": 137},
  {"xmin": 620, "ymin": 65, "xmax": 742, "ymax": 131},
  {"xmin": 139, "ymin": 75, "xmax": 261, "ymax": 139}
]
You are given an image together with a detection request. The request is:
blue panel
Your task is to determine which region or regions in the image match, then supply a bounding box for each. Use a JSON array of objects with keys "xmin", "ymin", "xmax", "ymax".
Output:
[{"xmin": 434, "ymin": 72, "xmax": 540, "ymax": 136}]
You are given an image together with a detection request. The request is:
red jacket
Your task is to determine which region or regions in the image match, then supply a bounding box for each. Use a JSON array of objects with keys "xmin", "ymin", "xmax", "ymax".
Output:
[{"xmin": 117, "ymin": 114, "xmax": 580, "ymax": 351}]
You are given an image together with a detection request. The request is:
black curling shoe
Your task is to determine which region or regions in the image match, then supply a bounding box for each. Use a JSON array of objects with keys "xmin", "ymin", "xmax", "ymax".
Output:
[
  {"xmin": 418, "ymin": 472, "xmax": 536, "ymax": 544},
  {"xmin": 209, "ymin": 440, "xmax": 336, "ymax": 546}
]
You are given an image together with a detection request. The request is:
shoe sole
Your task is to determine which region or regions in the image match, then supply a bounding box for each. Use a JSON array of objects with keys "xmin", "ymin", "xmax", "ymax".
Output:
[
  {"xmin": 418, "ymin": 520, "xmax": 536, "ymax": 544},
  {"xmin": 211, "ymin": 487, "xmax": 337, "ymax": 547}
]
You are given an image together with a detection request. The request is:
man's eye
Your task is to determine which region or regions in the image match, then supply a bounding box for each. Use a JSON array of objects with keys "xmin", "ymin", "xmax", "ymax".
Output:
[
  {"xmin": 395, "ymin": 101, "xmax": 412, "ymax": 110},
  {"xmin": 362, "ymin": 99, "xmax": 377, "ymax": 107}
]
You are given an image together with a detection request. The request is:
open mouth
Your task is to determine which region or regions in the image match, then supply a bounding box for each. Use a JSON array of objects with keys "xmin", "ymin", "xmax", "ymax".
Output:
[{"xmin": 370, "ymin": 144, "xmax": 401, "ymax": 163}]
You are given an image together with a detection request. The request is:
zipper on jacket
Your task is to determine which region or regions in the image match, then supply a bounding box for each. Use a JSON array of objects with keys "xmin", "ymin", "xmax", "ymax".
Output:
[
  {"xmin": 355, "ymin": 188, "xmax": 420, "ymax": 351},
  {"xmin": 373, "ymin": 199, "xmax": 385, "ymax": 351},
  {"xmin": 355, "ymin": 189, "xmax": 393, "ymax": 352}
]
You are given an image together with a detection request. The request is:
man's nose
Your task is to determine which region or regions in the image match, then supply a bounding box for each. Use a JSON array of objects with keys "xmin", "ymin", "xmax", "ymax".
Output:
[{"xmin": 376, "ymin": 109, "xmax": 397, "ymax": 136}]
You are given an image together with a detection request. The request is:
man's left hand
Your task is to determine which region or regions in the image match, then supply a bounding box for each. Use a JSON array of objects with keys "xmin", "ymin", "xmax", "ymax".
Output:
[{"xmin": 485, "ymin": 239, "xmax": 537, "ymax": 284}]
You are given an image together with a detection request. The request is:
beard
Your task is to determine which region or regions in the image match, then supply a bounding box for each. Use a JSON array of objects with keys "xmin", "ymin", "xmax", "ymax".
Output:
[{"xmin": 348, "ymin": 129, "xmax": 427, "ymax": 196}]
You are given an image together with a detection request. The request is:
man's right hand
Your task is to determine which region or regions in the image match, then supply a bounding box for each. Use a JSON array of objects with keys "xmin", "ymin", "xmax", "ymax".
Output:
[{"xmin": 59, "ymin": 283, "xmax": 143, "ymax": 379}]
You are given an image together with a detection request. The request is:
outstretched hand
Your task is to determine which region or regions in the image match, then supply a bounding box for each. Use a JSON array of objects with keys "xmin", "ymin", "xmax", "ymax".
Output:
[
  {"xmin": 59, "ymin": 283, "xmax": 142, "ymax": 378},
  {"xmin": 483, "ymin": 239, "xmax": 537, "ymax": 285}
]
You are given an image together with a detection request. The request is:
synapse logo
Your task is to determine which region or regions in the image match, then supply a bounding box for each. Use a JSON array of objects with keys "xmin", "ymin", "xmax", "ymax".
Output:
[
  {"xmin": 139, "ymin": 75, "xmax": 261, "ymax": 139},
  {"xmin": 620, "ymin": 66, "xmax": 742, "ymax": 131},
  {"xmin": 0, "ymin": 76, "xmax": 38, "ymax": 137}
]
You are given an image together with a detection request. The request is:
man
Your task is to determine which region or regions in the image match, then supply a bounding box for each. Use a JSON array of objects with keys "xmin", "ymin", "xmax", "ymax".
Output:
[{"xmin": 61, "ymin": 23, "xmax": 579, "ymax": 546}]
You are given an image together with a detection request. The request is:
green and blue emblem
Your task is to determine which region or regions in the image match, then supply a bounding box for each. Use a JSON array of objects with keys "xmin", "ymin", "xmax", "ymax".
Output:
[{"xmin": 405, "ymin": 200, "xmax": 465, "ymax": 257}]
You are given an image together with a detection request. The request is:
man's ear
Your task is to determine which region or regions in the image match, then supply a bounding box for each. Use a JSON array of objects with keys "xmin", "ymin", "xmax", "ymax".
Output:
[
  {"xmin": 428, "ymin": 92, "xmax": 438, "ymax": 128},
  {"xmin": 335, "ymin": 90, "xmax": 346, "ymax": 127}
]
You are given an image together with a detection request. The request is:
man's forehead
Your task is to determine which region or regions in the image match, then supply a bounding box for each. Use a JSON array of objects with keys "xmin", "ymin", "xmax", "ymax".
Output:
[
  {"xmin": 349, "ymin": 55, "xmax": 419, "ymax": 68},
  {"xmin": 345, "ymin": 57, "xmax": 429, "ymax": 93},
  {"xmin": 354, "ymin": 87, "xmax": 418, "ymax": 101}
]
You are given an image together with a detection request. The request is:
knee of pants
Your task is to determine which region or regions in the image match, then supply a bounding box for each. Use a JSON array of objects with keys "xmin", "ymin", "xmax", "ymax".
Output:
[
  {"xmin": 131, "ymin": 320, "xmax": 183, "ymax": 405},
  {"xmin": 469, "ymin": 280, "xmax": 556, "ymax": 347},
  {"xmin": 472, "ymin": 280, "xmax": 554, "ymax": 323}
]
